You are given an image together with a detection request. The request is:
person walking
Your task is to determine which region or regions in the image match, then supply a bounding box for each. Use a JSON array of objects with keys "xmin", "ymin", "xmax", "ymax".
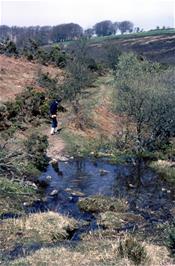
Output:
[{"xmin": 50, "ymin": 98, "xmax": 62, "ymax": 135}]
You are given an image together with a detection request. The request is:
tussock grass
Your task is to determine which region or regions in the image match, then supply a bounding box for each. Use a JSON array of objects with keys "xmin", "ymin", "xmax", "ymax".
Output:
[
  {"xmin": 150, "ymin": 160, "xmax": 175, "ymax": 186},
  {"xmin": 10, "ymin": 235, "xmax": 173, "ymax": 266},
  {"xmin": 118, "ymin": 236, "xmax": 148, "ymax": 265},
  {"xmin": 78, "ymin": 195, "xmax": 128, "ymax": 213},
  {"xmin": 1, "ymin": 212, "xmax": 78, "ymax": 254},
  {"xmin": 97, "ymin": 211, "xmax": 145, "ymax": 229},
  {"xmin": 0, "ymin": 177, "xmax": 37, "ymax": 215}
]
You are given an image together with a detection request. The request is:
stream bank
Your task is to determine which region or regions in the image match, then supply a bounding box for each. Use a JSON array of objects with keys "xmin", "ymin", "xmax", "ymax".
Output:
[{"xmin": 1, "ymin": 155, "xmax": 175, "ymax": 264}]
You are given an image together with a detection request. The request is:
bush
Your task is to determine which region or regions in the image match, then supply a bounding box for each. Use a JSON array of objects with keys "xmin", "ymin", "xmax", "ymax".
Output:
[
  {"xmin": 49, "ymin": 45, "xmax": 67, "ymax": 67},
  {"xmin": 118, "ymin": 236, "xmax": 148, "ymax": 265},
  {"xmin": 0, "ymin": 144, "xmax": 23, "ymax": 178},
  {"xmin": 26, "ymin": 133, "xmax": 49, "ymax": 171},
  {"xmin": 0, "ymin": 39, "xmax": 18, "ymax": 56},
  {"xmin": 166, "ymin": 222, "xmax": 175, "ymax": 257},
  {"xmin": 6, "ymin": 87, "xmax": 49, "ymax": 123},
  {"xmin": 113, "ymin": 53, "xmax": 175, "ymax": 152}
]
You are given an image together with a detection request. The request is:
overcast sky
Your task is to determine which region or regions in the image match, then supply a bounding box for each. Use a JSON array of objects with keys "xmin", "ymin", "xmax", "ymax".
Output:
[{"xmin": 0, "ymin": 0, "xmax": 174, "ymax": 30}]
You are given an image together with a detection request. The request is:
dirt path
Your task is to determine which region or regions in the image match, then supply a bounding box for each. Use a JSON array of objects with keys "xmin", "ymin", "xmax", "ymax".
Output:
[
  {"xmin": 47, "ymin": 133, "xmax": 66, "ymax": 161},
  {"xmin": 40, "ymin": 126, "xmax": 67, "ymax": 161}
]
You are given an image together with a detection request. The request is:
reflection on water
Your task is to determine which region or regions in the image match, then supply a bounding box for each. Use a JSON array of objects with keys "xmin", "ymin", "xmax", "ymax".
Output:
[{"xmin": 38, "ymin": 158, "xmax": 174, "ymax": 222}]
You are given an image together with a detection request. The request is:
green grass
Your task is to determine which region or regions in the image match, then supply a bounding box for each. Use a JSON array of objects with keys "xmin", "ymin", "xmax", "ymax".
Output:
[
  {"xmin": 42, "ymin": 28, "xmax": 175, "ymax": 49},
  {"xmin": 88, "ymin": 28, "xmax": 175, "ymax": 44},
  {"xmin": 0, "ymin": 177, "xmax": 37, "ymax": 215},
  {"xmin": 60, "ymin": 128, "xmax": 98, "ymax": 157},
  {"xmin": 150, "ymin": 160, "xmax": 175, "ymax": 187}
]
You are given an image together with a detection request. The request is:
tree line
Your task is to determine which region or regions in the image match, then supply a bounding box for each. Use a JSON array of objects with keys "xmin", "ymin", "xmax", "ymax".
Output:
[{"xmin": 0, "ymin": 20, "xmax": 135, "ymax": 46}]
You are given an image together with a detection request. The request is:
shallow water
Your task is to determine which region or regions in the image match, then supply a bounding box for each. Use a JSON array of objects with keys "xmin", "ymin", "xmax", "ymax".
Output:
[{"xmin": 38, "ymin": 158, "xmax": 174, "ymax": 223}]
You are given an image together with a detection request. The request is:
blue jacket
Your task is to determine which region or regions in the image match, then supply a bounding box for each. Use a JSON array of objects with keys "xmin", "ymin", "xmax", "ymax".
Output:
[{"xmin": 50, "ymin": 101, "xmax": 58, "ymax": 115}]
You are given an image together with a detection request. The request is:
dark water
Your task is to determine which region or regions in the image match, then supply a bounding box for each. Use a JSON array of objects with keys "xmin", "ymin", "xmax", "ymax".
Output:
[{"xmin": 37, "ymin": 158, "xmax": 174, "ymax": 223}]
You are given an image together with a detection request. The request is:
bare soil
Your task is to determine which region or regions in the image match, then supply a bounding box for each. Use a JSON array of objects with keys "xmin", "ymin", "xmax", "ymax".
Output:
[{"xmin": 0, "ymin": 55, "xmax": 64, "ymax": 102}]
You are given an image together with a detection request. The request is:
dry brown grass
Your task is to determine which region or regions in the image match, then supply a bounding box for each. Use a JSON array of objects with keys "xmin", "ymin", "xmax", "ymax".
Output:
[
  {"xmin": 10, "ymin": 240, "xmax": 131, "ymax": 266},
  {"xmin": 10, "ymin": 236, "xmax": 174, "ymax": 266},
  {"xmin": 0, "ymin": 55, "xmax": 64, "ymax": 102},
  {"xmin": 1, "ymin": 211, "xmax": 78, "ymax": 254}
]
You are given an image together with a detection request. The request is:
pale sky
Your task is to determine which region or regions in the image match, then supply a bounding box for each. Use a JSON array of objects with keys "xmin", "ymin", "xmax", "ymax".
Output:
[{"xmin": 0, "ymin": 0, "xmax": 174, "ymax": 30}]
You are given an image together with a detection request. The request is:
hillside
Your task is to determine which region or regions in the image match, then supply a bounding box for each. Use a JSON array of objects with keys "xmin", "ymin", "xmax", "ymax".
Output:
[
  {"xmin": 81, "ymin": 32, "xmax": 175, "ymax": 65},
  {"xmin": 0, "ymin": 42, "xmax": 175, "ymax": 266},
  {"xmin": 0, "ymin": 55, "xmax": 64, "ymax": 102}
]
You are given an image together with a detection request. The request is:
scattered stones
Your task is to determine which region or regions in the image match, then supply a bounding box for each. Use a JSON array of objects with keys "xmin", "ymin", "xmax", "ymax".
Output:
[
  {"xmin": 23, "ymin": 202, "xmax": 30, "ymax": 207},
  {"xmin": 128, "ymin": 183, "xmax": 137, "ymax": 188}
]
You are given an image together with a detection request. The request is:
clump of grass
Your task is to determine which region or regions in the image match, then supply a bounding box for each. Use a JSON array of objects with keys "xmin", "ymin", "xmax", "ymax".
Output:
[
  {"xmin": 61, "ymin": 128, "xmax": 118, "ymax": 158},
  {"xmin": 118, "ymin": 236, "xmax": 148, "ymax": 265},
  {"xmin": 97, "ymin": 211, "xmax": 145, "ymax": 229},
  {"xmin": 78, "ymin": 195, "xmax": 128, "ymax": 213},
  {"xmin": 150, "ymin": 160, "xmax": 175, "ymax": 186},
  {"xmin": 165, "ymin": 222, "xmax": 175, "ymax": 257},
  {"xmin": 0, "ymin": 177, "xmax": 37, "ymax": 216},
  {"xmin": 1, "ymin": 212, "xmax": 78, "ymax": 255},
  {"xmin": 9, "ymin": 234, "xmax": 173, "ymax": 266}
]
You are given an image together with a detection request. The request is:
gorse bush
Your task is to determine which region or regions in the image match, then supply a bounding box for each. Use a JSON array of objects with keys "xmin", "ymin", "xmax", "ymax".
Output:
[
  {"xmin": 49, "ymin": 44, "xmax": 67, "ymax": 67},
  {"xmin": 0, "ymin": 39, "xmax": 18, "ymax": 56},
  {"xmin": 22, "ymin": 40, "xmax": 67, "ymax": 67},
  {"xmin": 37, "ymin": 72, "xmax": 62, "ymax": 101},
  {"xmin": 5, "ymin": 87, "xmax": 49, "ymax": 123},
  {"xmin": 26, "ymin": 133, "xmax": 49, "ymax": 171}
]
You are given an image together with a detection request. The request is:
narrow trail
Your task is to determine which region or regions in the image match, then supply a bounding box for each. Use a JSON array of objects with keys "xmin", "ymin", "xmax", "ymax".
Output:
[{"xmin": 45, "ymin": 130, "xmax": 66, "ymax": 161}]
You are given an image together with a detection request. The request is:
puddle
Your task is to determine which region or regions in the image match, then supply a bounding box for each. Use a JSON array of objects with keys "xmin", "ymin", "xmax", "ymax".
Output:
[{"xmin": 37, "ymin": 158, "xmax": 174, "ymax": 222}]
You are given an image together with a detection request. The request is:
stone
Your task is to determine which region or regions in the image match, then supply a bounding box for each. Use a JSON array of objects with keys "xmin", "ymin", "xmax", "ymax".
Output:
[
  {"xmin": 50, "ymin": 189, "xmax": 59, "ymax": 196},
  {"xmin": 99, "ymin": 169, "xmax": 109, "ymax": 176},
  {"xmin": 65, "ymin": 188, "xmax": 85, "ymax": 197}
]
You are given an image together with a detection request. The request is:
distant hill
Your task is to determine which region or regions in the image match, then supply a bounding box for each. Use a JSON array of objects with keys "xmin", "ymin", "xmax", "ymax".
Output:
[
  {"xmin": 85, "ymin": 31, "xmax": 175, "ymax": 65},
  {"xmin": 62, "ymin": 30, "xmax": 175, "ymax": 65}
]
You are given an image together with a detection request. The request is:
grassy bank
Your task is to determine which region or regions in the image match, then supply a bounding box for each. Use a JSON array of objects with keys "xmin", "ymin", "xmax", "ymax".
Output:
[
  {"xmin": 0, "ymin": 177, "xmax": 38, "ymax": 217},
  {"xmin": 9, "ymin": 240, "xmax": 172, "ymax": 266},
  {"xmin": 150, "ymin": 160, "xmax": 175, "ymax": 187},
  {"xmin": 0, "ymin": 212, "xmax": 78, "ymax": 264}
]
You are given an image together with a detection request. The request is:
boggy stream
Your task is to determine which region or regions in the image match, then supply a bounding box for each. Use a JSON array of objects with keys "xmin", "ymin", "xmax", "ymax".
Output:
[
  {"xmin": 36, "ymin": 157, "xmax": 174, "ymax": 228},
  {"xmin": 3, "ymin": 157, "xmax": 175, "ymax": 260}
]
